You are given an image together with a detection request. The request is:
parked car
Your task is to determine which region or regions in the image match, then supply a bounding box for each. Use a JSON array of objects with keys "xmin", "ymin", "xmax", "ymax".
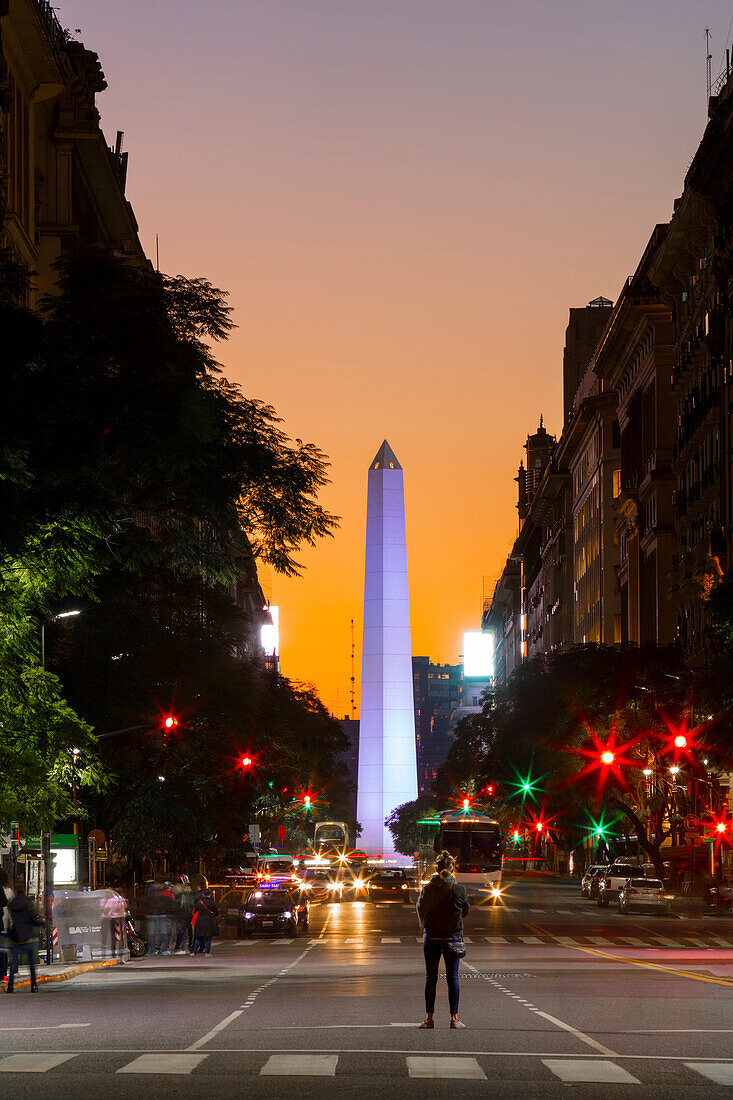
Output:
[
  {"xmin": 242, "ymin": 886, "xmax": 308, "ymax": 936},
  {"xmin": 618, "ymin": 878, "xmax": 670, "ymax": 915},
  {"xmin": 597, "ymin": 864, "xmax": 645, "ymax": 907},
  {"xmin": 580, "ymin": 865, "xmax": 610, "ymax": 899}
]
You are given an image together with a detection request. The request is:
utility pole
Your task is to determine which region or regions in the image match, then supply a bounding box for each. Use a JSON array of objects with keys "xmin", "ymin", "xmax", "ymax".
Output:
[{"xmin": 706, "ymin": 28, "xmax": 713, "ymax": 102}]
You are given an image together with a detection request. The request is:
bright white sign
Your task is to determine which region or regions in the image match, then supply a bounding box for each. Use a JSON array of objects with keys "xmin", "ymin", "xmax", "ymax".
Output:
[
  {"xmin": 52, "ymin": 847, "xmax": 77, "ymax": 885},
  {"xmin": 463, "ymin": 631, "xmax": 494, "ymax": 678},
  {"xmin": 261, "ymin": 605, "xmax": 279, "ymax": 657}
]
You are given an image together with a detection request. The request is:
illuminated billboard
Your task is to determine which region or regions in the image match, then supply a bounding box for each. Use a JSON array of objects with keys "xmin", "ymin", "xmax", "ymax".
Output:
[
  {"xmin": 463, "ymin": 631, "xmax": 494, "ymax": 679},
  {"xmin": 261, "ymin": 605, "xmax": 279, "ymax": 658}
]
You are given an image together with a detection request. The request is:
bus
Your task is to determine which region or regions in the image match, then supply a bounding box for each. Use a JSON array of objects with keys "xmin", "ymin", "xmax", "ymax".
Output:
[
  {"xmin": 433, "ymin": 811, "xmax": 503, "ymax": 896},
  {"xmin": 313, "ymin": 821, "xmax": 349, "ymax": 858}
]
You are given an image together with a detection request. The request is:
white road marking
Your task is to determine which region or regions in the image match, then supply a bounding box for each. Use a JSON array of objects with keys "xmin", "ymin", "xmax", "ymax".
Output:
[
  {"xmin": 345, "ymin": 938, "xmax": 364, "ymax": 944},
  {"xmin": 187, "ymin": 1010, "xmax": 243, "ymax": 1051},
  {"xmin": 618, "ymin": 937, "xmax": 648, "ymax": 946},
  {"xmin": 686, "ymin": 1064, "xmax": 733, "ymax": 1085},
  {"xmin": 260, "ymin": 1054, "xmax": 338, "ymax": 1076},
  {"xmin": 556, "ymin": 910, "xmax": 575, "ymax": 915},
  {"xmin": 528, "ymin": 909, "xmax": 546, "ymax": 913},
  {"xmin": 487, "ymin": 936, "xmax": 509, "ymax": 943},
  {"xmin": 519, "ymin": 936, "xmax": 541, "ymax": 944},
  {"xmin": 272, "ymin": 939, "xmax": 295, "ymax": 945},
  {"xmin": 118, "ymin": 1054, "xmax": 207, "ymax": 1075},
  {"xmin": 0, "ymin": 1054, "xmax": 77, "ymax": 1073},
  {"xmin": 555, "ymin": 937, "xmax": 581, "ymax": 945},
  {"xmin": 543, "ymin": 1059, "xmax": 640, "ymax": 1083},
  {"xmin": 0, "ymin": 1025, "xmax": 90, "ymax": 1031},
  {"xmin": 650, "ymin": 937, "xmax": 685, "ymax": 948},
  {"xmin": 407, "ymin": 1056, "xmax": 486, "ymax": 1079},
  {"xmin": 683, "ymin": 937, "xmax": 709, "ymax": 947},
  {"xmin": 588, "ymin": 937, "xmax": 613, "ymax": 946},
  {"xmin": 534, "ymin": 1012, "xmax": 617, "ymax": 1056},
  {"xmin": 708, "ymin": 936, "xmax": 733, "ymax": 946},
  {"xmin": 382, "ymin": 937, "xmax": 401, "ymax": 943},
  {"xmin": 462, "ymin": 936, "xmax": 473, "ymax": 943}
]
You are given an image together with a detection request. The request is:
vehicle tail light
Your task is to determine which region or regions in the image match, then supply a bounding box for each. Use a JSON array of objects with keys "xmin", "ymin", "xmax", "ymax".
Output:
[{"xmin": 627, "ymin": 888, "xmax": 638, "ymax": 895}]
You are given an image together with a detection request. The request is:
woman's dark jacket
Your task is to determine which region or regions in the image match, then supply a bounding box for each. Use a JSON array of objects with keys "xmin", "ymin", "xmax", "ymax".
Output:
[
  {"xmin": 8, "ymin": 894, "xmax": 40, "ymax": 944},
  {"xmin": 416, "ymin": 874, "xmax": 470, "ymax": 938},
  {"xmin": 192, "ymin": 896, "xmax": 219, "ymax": 938}
]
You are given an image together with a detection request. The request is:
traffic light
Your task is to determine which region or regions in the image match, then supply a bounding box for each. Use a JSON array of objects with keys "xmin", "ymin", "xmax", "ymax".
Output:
[
  {"xmin": 600, "ymin": 750, "xmax": 615, "ymax": 766},
  {"xmin": 304, "ymin": 794, "xmax": 312, "ymax": 809},
  {"xmin": 512, "ymin": 829, "xmax": 520, "ymax": 842},
  {"xmin": 240, "ymin": 755, "xmax": 252, "ymax": 769},
  {"xmin": 717, "ymin": 822, "xmax": 727, "ymax": 835},
  {"xmin": 160, "ymin": 713, "xmax": 179, "ymax": 733},
  {"xmin": 462, "ymin": 797, "xmax": 470, "ymax": 812},
  {"xmin": 536, "ymin": 821, "xmax": 543, "ymax": 833},
  {"xmin": 486, "ymin": 784, "xmax": 494, "ymax": 795},
  {"xmin": 674, "ymin": 735, "xmax": 687, "ymax": 749}
]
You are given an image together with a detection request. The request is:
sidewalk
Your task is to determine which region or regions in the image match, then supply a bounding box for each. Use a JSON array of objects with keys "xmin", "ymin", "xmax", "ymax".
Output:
[{"xmin": 3, "ymin": 956, "xmax": 124, "ymax": 991}]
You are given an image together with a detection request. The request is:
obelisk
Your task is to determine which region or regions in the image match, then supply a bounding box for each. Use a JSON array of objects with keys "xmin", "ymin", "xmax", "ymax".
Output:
[{"xmin": 357, "ymin": 441, "xmax": 418, "ymax": 855}]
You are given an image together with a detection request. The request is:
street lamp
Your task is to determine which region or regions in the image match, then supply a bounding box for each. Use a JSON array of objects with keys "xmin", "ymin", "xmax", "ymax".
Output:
[
  {"xmin": 41, "ymin": 609, "xmax": 82, "ymax": 670},
  {"xmin": 669, "ymin": 765, "xmax": 680, "ymax": 776}
]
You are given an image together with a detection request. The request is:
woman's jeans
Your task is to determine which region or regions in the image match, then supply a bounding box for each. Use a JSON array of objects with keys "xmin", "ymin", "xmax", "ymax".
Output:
[
  {"xmin": 8, "ymin": 944, "xmax": 37, "ymax": 991},
  {"xmin": 423, "ymin": 937, "xmax": 460, "ymax": 1014},
  {"xmin": 193, "ymin": 935, "xmax": 212, "ymax": 955}
]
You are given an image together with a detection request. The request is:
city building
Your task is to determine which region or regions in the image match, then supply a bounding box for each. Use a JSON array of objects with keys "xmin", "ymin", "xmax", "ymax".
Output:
[
  {"xmin": 412, "ymin": 657, "xmax": 462, "ymax": 795},
  {"xmin": 0, "ymin": 0, "xmax": 147, "ymax": 297}
]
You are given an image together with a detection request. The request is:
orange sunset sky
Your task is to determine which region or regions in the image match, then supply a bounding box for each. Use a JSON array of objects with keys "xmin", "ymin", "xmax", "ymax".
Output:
[{"xmin": 62, "ymin": 1, "xmax": 733, "ymax": 714}]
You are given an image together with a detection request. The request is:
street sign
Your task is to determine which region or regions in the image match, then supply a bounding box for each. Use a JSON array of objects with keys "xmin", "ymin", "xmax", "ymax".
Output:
[{"xmin": 684, "ymin": 814, "xmax": 701, "ymax": 833}]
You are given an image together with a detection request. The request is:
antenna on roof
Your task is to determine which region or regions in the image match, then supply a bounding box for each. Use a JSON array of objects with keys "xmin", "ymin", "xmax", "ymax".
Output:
[
  {"xmin": 155, "ymin": 233, "xmax": 160, "ymax": 273},
  {"xmin": 706, "ymin": 27, "xmax": 713, "ymax": 102},
  {"xmin": 350, "ymin": 618, "xmax": 356, "ymax": 718}
]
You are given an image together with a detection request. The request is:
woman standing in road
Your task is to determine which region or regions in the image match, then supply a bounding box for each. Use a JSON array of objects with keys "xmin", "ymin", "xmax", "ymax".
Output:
[{"xmin": 416, "ymin": 851, "xmax": 470, "ymax": 1028}]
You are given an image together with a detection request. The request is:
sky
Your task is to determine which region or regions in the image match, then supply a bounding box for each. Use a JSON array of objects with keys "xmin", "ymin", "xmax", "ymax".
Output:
[{"xmin": 60, "ymin": 0, "xmax": 733, "ymax": 715}]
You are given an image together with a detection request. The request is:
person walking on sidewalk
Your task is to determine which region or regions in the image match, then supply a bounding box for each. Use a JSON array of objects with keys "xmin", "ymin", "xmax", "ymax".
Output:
[
  {"xmin": 6, "ymin": 884, "xmax": 42, "ymax": 994},
  {"xmin": 191, "ymin": 889, "xmax": 218, "ymax": 957},
  {"xmin": 416, "ymin": 851, "xmax": 470, "ymax": 1029},
  {"xmin": 0, "ymin": 870, "xmax": 14, "ymax": 988}
]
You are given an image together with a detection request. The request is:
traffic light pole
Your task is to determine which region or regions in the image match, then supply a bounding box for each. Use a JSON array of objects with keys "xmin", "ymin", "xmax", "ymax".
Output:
[{"xmin": 42, "ymin": 832, "xmax": 52, "ymax": 966}]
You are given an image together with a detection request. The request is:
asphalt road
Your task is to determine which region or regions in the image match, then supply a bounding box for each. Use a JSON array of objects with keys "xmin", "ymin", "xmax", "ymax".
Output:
[{"xmin": 2, "ymin": 872, "xmax": 733, "ymax": 1098}]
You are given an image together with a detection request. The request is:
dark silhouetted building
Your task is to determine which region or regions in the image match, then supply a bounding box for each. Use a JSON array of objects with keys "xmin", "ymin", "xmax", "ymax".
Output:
[{"xmin": 412, "ymin": 658, "xmax": 462, "ymax": 795}]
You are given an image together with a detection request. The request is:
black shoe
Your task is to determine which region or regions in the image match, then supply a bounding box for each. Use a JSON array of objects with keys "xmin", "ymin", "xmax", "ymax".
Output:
[{"xmin": 30, "ymin": 985, "xmax": 38, "ymax": 993}]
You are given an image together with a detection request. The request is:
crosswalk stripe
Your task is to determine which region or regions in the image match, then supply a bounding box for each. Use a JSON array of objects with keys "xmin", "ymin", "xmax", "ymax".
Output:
[
  {"xmin": 588, "ymin": 937, "xmax": 614, "ymax": 946},
  {"xmin": 528, "ymin": 909, "xmax": 546, "ymax": 913},
  {"xmin": 685, "ymin": 1063, "xmax": 733, "ymax": 1085},
  {"xmin": 381, "ymin": 937, "xmax": 401, "ymax": 944},
  {"xmin": 118, "ymin": 1054, "xmax": 207, "ymax": 1075},
  {"xmin": 407, "ymin": 1056, "xmax": 486, "ymax": 1080},
  {"xmin": 260, "ymin": 1055, "xmax": 338, "ymax": 1076},
  {"xmin": 487, "ymin": 936, "xmax": 509, "ymax": 943},
  {"xmin": 519, "ymin": 936, "xmax": 541, "ymax": 944},
  {"xmin": 683, "ymin": 937, "xmax": 709, "ymax": 947},
  {"xmin": 345, "ymin": 938, "xmax": 364, "ymax": 944},
  {"xmin": 708, "ymin": 936, "xmax": 733, "ymax": 947},
  {"xmin": 555, "ymin": 937, "xmax": 580, "ymax": 945},
  {"xmin": 272, "ymin": 939, "xmax": 295, "ymax": 945},
  {"xmin": 651, "ymin": 937, "xmax": 685, "ymax": 948},
  {"xmin": 463, "ymin": 937, "xmax": 473, "ymax": 943},
  {"xmin": 618, "ymin": 937, "xmax": 648, "ymax": 946},
  {"xmin": 555, "ymin": 910, "xmax": 575, "ymax": 915},
  {"xmin": 543, "ymin": 1059, "xmax": 640, "ymax": 1084},
  {"xmin": 0, "ymin": 1054, "xmax": 77, "ymax": 1073}
]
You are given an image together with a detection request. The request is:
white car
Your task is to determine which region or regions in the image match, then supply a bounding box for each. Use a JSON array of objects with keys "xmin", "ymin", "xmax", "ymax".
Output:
[
  {"xmin": 597, "ymin": 863, "xmax": 645, "ymax": 906},
  {"xmin": 618, "ymin": 878, "xmax": 670, "ymax": 915}
]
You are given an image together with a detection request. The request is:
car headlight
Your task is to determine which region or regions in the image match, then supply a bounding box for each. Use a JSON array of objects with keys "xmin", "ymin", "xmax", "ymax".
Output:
[
  {"xmin": 244, "ymin": 912, "xmax": 254, "ymax": 920},
  {"xmin": 491, "ymin": 886, "xmax": 501, "ymax": 898},
  {"xmin": 301, "ymin": 883, "xmax": 310, "ymax": 890},
  {"xmin": 354, "ymin": 879, "xmax": 363, "ymax": 888},
  {"xmin": 401, "ymin": 884, "xmax": 408, "ymax": 890},
  {"xmin": 282, "ymin": 911, "xmax": 292, "ymax": 919}
]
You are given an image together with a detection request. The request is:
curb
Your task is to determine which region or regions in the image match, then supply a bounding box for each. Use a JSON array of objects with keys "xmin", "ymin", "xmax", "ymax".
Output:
[{"xmin": 9, "ymin": 957, "xmax": 124, "ymax": 990}]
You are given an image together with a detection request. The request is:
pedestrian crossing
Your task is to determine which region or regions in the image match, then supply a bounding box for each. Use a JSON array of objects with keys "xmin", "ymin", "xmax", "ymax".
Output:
[
  {"xmin": 225, "ymin": 931, "xmax": 733, "ymax": 950},
  {"xmin": 2, "ymin": 1051, "xmax": 733, "ymax": 1085}
]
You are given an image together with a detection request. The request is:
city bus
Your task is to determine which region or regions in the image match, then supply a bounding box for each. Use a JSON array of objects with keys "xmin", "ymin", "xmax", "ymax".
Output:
[
  {"xmin": 433, "ymin": 811, "xmax": 503, "ymax": 896},
  {"xmin": 313, "ymin": 821, "xmax": 349, "ymax": 858}
]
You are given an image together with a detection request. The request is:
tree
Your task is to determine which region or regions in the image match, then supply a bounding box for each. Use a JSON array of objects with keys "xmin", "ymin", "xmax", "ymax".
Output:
[
  {"xmin": 385, "ymin": 797, "xmax": 443, "ymax": 856},
  {"xmin": 439, "ymin": 645, "xmax": 733, "ymax": 878}
]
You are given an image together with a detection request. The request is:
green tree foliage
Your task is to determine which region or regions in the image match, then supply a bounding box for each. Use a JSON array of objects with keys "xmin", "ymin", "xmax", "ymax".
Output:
[
  {"xmin": 0, "ymin": 249, "xmax": 340, "ymax": 846},
  {"xmin": 385, "ymin": 797, "xmax": 443, "ymax": 856},
  {"xmin": 438, "ymin": 645, "xmax": 733, "ymax": 876}
]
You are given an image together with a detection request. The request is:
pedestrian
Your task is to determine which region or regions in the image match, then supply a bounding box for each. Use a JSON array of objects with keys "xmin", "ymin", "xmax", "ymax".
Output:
[
  {"xmin": 173, "ymin": 882, "xmax": 193, "ymax": 955},
  {"xmin": 416, "ymin": 850, "xmax": 470, "ymax": 1029},
  {"xmin": 0, "ymin": 869, "xmax": 14, "ymax": 988},
  {"xmin": 146, "ymin": 884, "xmax": 169, "ymax": 955},
  {"xmin": 191, "ymin": 889, "xmax": 219, "ymax": 957},
  {"xmin": 6, "ymin": 883, "xmax": 42, "ymax": 993}
]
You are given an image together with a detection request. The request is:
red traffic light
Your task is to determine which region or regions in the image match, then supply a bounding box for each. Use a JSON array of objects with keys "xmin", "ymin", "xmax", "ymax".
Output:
[
  {"xmin": 536, "ymin": 821, "xmax": 544, "ymax": 832},
  {"xmin": 717, "ymin": 822, "xmax": 727, "ymax": 834},
  {"xmin": 162, "ymin": 714, "xmax": 178, "ymax": 732},
  {"xmin": 600, "ymin": 750, "xmax": 614, "ymax": 766},
  {"xmin": 240, "ymin": 756, "xmax": 252, "ymax": 768}
]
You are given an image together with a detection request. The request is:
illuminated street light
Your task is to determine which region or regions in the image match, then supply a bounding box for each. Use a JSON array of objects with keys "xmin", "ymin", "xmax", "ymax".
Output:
[
  {"xmin": 669, "ymin": 766, "xmax": 680, "ymax": 776},
  {"xmin": 643, "ymin": 768, "xmax": 653, "ymax": 777}
]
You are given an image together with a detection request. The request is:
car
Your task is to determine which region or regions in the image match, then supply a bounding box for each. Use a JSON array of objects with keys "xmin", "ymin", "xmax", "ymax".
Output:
[
  {"xmin": 298, "ymin": 868, "xmax": 332, "ymax": 902},
  {"xmin": 618, "ymin": 878, "xmax": 670, "ymax": 915},
  {"xmin": 218, "ymin": 888, "xmax": 253, "ymax": 936},
  {"xmin": 366, "ymin": 867, "xmax": 412, "ymax": 903},
  {"xmin": 597, "ymin": 863, "xmax": 645, "ymax": 907},
  {"xmin": 242, "ymin": 886, "xmax": 308, "ymax": 936},
  {"xmin": 256, "ymin": 855, "xmax": 299, "ymax": 889},
  {"xmin": 580, "ymin": 865, "xmax": 609, "ymax": 899}
]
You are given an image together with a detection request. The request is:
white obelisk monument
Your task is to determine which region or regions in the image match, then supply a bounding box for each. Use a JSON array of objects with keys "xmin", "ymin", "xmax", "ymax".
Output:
[{"xmin": 357, "ymin": 441, "xmax": 418, "ymax": 855}]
